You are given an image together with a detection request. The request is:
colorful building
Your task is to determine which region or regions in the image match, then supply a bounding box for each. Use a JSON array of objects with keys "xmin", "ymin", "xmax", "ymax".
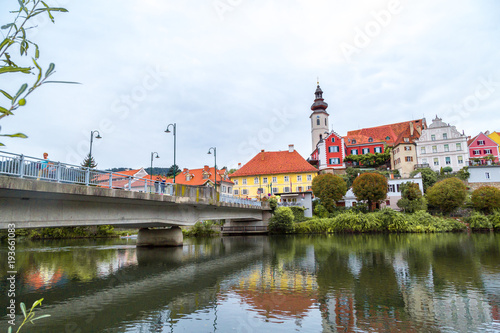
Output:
[
  {"xmin": 230, "ymin": 145, "xmax": 318, "ymax": 199},
  {"xmin": 468, "ymin": 132, "xmax": 499, "ymax": 164},
  {"xmin": 390, "ymin": 121, "xmax": 426, "ymax": 177},
  {"xmin": 172, "ymin": 166, "xmax": 234, "ymax": 194}
]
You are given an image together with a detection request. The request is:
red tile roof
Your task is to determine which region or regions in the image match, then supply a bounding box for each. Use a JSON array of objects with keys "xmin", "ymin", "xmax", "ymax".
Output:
[
  {"xmin": 230, "ymin": 150, "xmax": 318, "ymax": 177},
  {"xmin": 345, "ymin": 119, "xmax": 426, "ymax": 147}
]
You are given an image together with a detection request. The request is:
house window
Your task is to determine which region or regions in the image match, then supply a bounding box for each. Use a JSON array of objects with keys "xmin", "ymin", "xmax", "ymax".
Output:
[
  {"xmin": 388, "ymin": 184, "xmax": 395, "ymax": 192},
  {"xmin": 228, "ymin": 187, "xmax": 232, "ymax": 194},
  {"xmin": 444, "ymin": 144, "xmax": 449, "ymax": 152},
  {"xmin": 257, "ymin": 188, "xmax": 264, "ymax": 194},
  {"xmin": 458, "ymin": 156, "xmax": 463, "ymax": 164},
  {"xmin": 443, "ymin": 133, "xmax": 448, "ymax": 140},
  {"xmin": 421, "ymin": 147, "xmax": 425, "ymax": 154},
  {"xmin": 331, "ymin": 137, "xmax": 335, "ymax": 143},
  {"xmin": 307, "ymin": 175, "xmax": 312, "ymax": 181},
  {"xmin": 485, "ymin": 172, "xmax": 490, "ymax": 179},
  {"xmin": 362, "ymin": 148, "xmax": 370, "ymax": 154},
  {"xmin": 386, "ymin": 136, "xmax": 391, "ymax": 140},
  {"xmin": 478, "ymin": 140, "xmax": 485, "ymax": 145},
  {"xmin": 234, "ymin": 189, "xmax": 239, "ymax": 195},
  {"xmin": 203, "ymin": 173, "xmax": 209, "ymax": 179},
  {"xmin": 272, "ymin": 176, "xmax": 277, "ymax": 183},
  {"xmin": 297, "ymin": 175, "xmax": 302, "ymax": 182},
  {"xmin": 374, "ymin": 147, "xmax": 382, "ymax": 153},
  {"xmin": 329, "ymin": 146, "xmax": 339, "ymax": 153},
  {"xmin": 404, "ymin": 146, "xmax": 412, "ymax": 151},
  {"xmin": 296, "ymin": 186, "xmax": 303, "ymax": 192},
  {"xmin": 474, "ymin": 150, "xmax": 481, "ymax": 155},
  {"xmin": 434, "ymin": 158, "xmax": 439, "ymax": 166},
  {"xmin": 431, "ymin": 135, "xmax": 436, "ymax": 141},
  {"xmin": 445, "ymin": 157, "xmax": 451, "ymax": 165},
  {"xmin": 325, "ymin": 118, "xmax": 327, "ymax": 126},
  {"xmin": 404, "ymin": 138, "xmax": 409, "ymax": 143},
  {"xmin": 234, "ymin": 179, "xmax": 239, "ymax": 185},
  {"xmin": 222, "ymin": 186, "xmax": 227, "ymax": 193},
  {"xmin": 352, "ymin": 140, "xmax": 356, "ymax": 144},
  {"xmin": 272, "ymin": 187, "xmax": 279, "ymax": 193},
  {"xmin": 284, "ymin": 176, "xmax": 289, "ymax": 182},
  {"xmin": 397, "ymin": 184, "xmax": 401, "ymax": 192},
  {"xmin": 262, "ymin": 177, "xmax": 268, "ymax": 184},
  {"xmin": 368, "ymin": 137, "xmax": 373, "ymax": 142},
  {"xmin": 241, "ymin": 189, "xmax": 248, "ymax": 195},
  {"xmin": 316, "ymin": 116, "xmax": 320, "ymax": 126},
  {"xmin": 405, "ymin": 156, "xmax": 413, "ymax": 162},
  {"xmin": 283, "ymin": 187, "xmax": 290, "ymax": 193},
  {"xmin": 242, "ymin": 179, "xmax": 247, "ymax": 185},
  {"xmin": 484, "ymin": 149, "xmax": 492, "ymax": 154},
  {"xmin": 329, "ymin": 158, "xmax": 340, "ymax": 165},
  {"xmin": 422, "ymin": 158, "xmax": 427, "ymax": 164},
  {"xmin": 254, "ymin": 177, "xmax": 259, "ymax": 184},
  {"xmin": 456, "ymin": 143, "xmax": 462, "ymax": 151},
  {"xmin": 352, "ymin": 149, "xmax": 358, "ymax": 155},
  {"xmin": 432, "ymin": 146, "xmax": 437, "ymax": 153}
]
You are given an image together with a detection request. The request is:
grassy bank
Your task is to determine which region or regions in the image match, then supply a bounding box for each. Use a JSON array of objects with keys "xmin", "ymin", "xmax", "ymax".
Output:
[{"xmin": 0, "ymin": 225, "xmax": 134, "ymax": 240}]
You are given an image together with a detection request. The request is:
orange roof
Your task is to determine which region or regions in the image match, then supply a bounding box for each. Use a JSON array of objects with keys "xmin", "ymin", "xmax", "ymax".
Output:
[
  {"xmin": 345, "ymin": 119, "xmax": 426, "ymax": 146},
  {"xmin": 171, "ymin": 166, "xmax": 233, "ymax": 186},
  {"xmin": 393, "ymin": 121, "xmax": 424, "ymax": 145},
  {"xmin": 231, "ymin": 150, "xmax": 318, "ymax": 177}
]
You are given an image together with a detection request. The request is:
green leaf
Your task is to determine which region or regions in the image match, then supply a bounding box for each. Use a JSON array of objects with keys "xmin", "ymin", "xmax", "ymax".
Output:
[
  {"xmin": 0, "ymin": 66, "xmax": 31, "ymax": 74},
  {"xmin": 45, "ymin": 63, "xmax": 55, "ymax": 77},
  {"xmin": 0, "ymin": 133, "xmax": 28, "ymax": 138},
  {"xmin": 0, "ymin": 38, "xmax": 13, "ymax": 51},
  {"xmin": 35, "ymin": 44, "xmax": 40, "ymax": 59},
  {"xmin": 13, "ymin": 83, "xmax": 28, "ymax": 101},
  {"xmin": 20, "ymin": 302, "xmax": 27, "ymax": 318},
  {"xmin": 1, "ymin": 23, "xmax": 14, "ymax": 29},
  {"xmin": 0, "ymin": 142, "xmax": 5, "ymax": 147},
  {"xmin": 0, "ymin": 106, "xmax": 13, "ymax": 115},
  {"xmin": 30, "ymin": 314, "xmax": 51, "ymax": 322},
  {"xmin": 7, "ymin": 326, "xmax": 11, "ymax": 333},
  {"xmin": 32, "ymin": 298, "xmax": 44, "ymax": 308},
  {"xmin": 33, "ymin": 58, "xmax": 42, "ymax": 84},
  {"xmin": 0, "ymin": 89, "xmax": 13, "ymax": 100}
]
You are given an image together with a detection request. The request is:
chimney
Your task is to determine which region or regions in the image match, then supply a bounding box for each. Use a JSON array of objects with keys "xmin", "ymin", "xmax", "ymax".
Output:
[
  {"xmin": 203, "ymin": 165, "xmax": 209, "ymax": 172},
  {"xmin": 183, "ymin": 168, "xmax": 188, "ymax": 174},
  {"xmin": 261, "ymin": 149, "xmax": 264, "ymax": 152},
  {"xmin": 409, "ymin": 122, "xmax": 414, "ymax": 136},
  {"xmin": 237, "ymin": 163, "xmax": 241, "ymax": 169},
  {"xmin": 485, "ymin": 130, "xmax": 490, "ymax": 135},
  {"xmin": 288, "ymin": 144, "xmax": 294, "ymax": 153},
  {"xmin": 416, "ymin": 125, "xmax": 422, "ymax": 135}
]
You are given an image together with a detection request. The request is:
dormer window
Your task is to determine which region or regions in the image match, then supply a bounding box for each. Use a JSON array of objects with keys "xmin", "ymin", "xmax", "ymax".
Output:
[
  {"xmin": 352, "ymin": 139, "xmax": 356, "ymax": 144},
  {"xmin": 203, "ymin": 173, "xmax": 209, "ymax": 179},
  {"xmin": 368, "ymin": 137, "xmax": 373, "ymax": 142},
  {"xmin": 186, "ymin": 175, "xmax": 192, "ymax": 181},
  {"xmin": 404, "ymin": 138, "xmax": 409, "ymax": 142},
  {"xmin": 478, "ymin": 140, "xmax": 485, "ymax": 145},
  {"xmin": 386, "ymin": 136, "xmax": 390, "ymax": 140}
]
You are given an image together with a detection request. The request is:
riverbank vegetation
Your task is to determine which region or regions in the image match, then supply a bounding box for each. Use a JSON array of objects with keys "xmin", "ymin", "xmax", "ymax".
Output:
[{"xmin": 0, "ymin": 225, "xmax": 133, "ymax": 240}]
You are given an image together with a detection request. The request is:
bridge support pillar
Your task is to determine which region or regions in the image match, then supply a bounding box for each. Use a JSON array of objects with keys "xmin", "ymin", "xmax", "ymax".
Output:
[{"xmin": 136, "ymin": 227, "xmax": 183, "ymax": 247}]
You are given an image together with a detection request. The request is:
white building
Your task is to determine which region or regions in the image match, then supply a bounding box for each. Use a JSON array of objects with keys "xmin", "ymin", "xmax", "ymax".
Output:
[
  {"xmin": 415, "ymin": 116, "xmax": 469, "ymax": 172},
  {"xmin": 468, "ymin": 165, "xmax": 500, "ymax": 191},
  {"xmin": 385, "ymin": 176, "xmax": 424, "ymax": 210}
]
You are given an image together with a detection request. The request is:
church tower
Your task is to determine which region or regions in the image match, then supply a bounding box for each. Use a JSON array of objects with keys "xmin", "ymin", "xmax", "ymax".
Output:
[{"xmin": 310, "ymin": 83, "xmax": 329, "ymax": 152}]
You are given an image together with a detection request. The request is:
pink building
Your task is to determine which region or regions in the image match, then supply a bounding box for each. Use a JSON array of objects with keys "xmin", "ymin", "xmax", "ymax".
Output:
[{"xmin": 468, "ymin": 132, "xmax": 499, "ymax": 164}]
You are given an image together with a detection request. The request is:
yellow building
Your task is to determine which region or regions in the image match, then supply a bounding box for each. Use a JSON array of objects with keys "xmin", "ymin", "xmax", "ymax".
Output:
[
  {"xmin": 488, "ymin": 131, "xmax": 500, "ymax": 146},
  {"xmin": 230, "ymin": 145, "xmax": 318, "ymax": 199}
]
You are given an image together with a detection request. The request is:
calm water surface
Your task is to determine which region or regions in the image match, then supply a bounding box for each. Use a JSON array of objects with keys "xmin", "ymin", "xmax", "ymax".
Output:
[{"xmin": 1, "ymin": 234, "xmax": 499, "ymax": 332}]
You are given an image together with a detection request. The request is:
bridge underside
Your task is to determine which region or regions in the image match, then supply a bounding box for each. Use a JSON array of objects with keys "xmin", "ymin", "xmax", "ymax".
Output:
[{"xmin": 0, "ymin": 176, "xmax": 269, "ymax": 230}]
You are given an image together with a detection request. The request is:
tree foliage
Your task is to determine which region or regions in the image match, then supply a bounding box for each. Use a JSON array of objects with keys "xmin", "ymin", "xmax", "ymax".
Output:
[
  {"xmin": 471, "ymin": 186, "xmax": 500, "ymax": 213},
  {"xmin": 344, "ymin": 149, "xmax": 391, "ymax": 168},
  {"xmin": 1, "ymin": 0, "xmax": 70, "ymax": 146},
  {"xmin": 397, "ymin": 182, "xmax": 427, "ymax": 213},
  {"xmin": 410, "ymin": 168, "xmax": 438, "ymax": 192},
  {"xmin": 268, "ymin": 207, "xmax": 295, "ymax": 233},
  {"xmin": 426, "ymin": 178, "xmax": 467, "ymax": 213},
  {"xmin": 352, "ymin": 172, "xmax": 388, "ymax": 211},
  {"xmin": 167, "ymin": 164, "xmax": 181, "ymax": 178},
  {"xmin": 81, "ymin": 153, "xmax": 97, "ymax": 169},
  {"xmin": 312, "ymin": 173, "xmax": 347, "ymax": 212}
]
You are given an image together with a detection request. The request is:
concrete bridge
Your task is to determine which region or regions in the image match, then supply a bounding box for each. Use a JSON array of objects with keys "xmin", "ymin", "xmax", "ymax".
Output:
[{"xmin": 0, "ymin": 175, "xmax": 271, "ymax": 245}]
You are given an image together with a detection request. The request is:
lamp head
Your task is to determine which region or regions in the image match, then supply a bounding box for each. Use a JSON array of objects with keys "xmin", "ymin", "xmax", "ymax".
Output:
[
  {"xmin": 96, "ymin": 134, "xmax": 102, "ymax": 139},
  {"xmin": 165, "ymin": 128, "xmax": 171, "ymax": 133},
  {"xmin": 207, "ymin": 150, "xmax": 212, "ymax": 155}
]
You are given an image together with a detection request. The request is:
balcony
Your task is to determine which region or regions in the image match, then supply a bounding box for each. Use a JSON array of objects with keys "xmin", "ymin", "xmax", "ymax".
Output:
[{"xmin": 414, "ymin": 163, "xmax": 430, "ymax": 170}]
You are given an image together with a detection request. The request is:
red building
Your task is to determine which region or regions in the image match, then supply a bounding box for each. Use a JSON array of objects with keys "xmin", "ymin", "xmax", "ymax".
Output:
[{"xmin": 468, "ymin": 132, "xmax": 499, "ymax": 164}]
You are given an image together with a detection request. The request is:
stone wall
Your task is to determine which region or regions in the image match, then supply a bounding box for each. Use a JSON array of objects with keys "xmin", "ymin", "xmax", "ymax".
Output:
[{"xmin": 467, "ymin": 182, "xmax": 500, "ymax": 191}]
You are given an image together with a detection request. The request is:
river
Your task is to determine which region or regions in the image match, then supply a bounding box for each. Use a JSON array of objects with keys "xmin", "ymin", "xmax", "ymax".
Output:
[{"xmin": 1, "ymin": 233, "xmax": 499, "ymax": 332}]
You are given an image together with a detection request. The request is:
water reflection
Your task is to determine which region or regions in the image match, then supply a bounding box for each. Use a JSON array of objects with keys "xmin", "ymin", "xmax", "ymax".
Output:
[{"xmin": 0, "ymin": 234, "xmax": 498, "ymax": 332}]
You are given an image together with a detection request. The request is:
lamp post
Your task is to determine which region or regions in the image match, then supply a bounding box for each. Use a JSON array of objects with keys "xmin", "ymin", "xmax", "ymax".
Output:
[
  {"xmin": 89, "ymin": 130, "xmax": 102, "ymax": 166},
  {"xmin": 165, "ymin": 123, "xmax": 176, "ymax": 183},
  {"xmin": 150, "ymin": 152, "xmax": 159, "ymax": 190},
  {"xmin": 207, "ymin": 147, "xmax": 217, "ymax": 196}
]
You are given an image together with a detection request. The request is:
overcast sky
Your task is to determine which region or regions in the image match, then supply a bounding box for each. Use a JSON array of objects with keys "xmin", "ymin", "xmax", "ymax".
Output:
[{"xmin": 1, "ymin": 0, "xmax": 499, "ymax": 170}]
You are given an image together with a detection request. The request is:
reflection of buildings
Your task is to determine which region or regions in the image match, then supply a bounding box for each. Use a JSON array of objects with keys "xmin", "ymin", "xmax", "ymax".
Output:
[
  {"xmin": 233, "ymin": 263, "xmax": 318, "ymax": 322},
  {"xmin": 24, "ymin": 267, "xmax": 67, "ymax": 292}
]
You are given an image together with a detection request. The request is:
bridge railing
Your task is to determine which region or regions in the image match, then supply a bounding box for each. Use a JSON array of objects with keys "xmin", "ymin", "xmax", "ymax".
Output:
[{"xmin": 0, "ymin": 151, "xmax": 263, "ymax": 207}]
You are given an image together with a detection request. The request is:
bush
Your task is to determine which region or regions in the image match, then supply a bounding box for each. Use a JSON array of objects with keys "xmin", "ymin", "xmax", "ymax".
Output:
[
  {"xmin": 289, "ymin": 206, "xmax": 306, "ymax": 222},
  {"xmin": 426, "ymin": 178, "xmax": 467, "ymax": 214},
  {"xmin": 314, "ymin": 204, "xmax": 329, "ymax": 218},
  {"xmin": 489, "ymin": 211, "xmax": 500, "ymax": 230},
  {"xmin": 471, "ymin": 186, "xmax": 500, "ymax": 213},
  {"xmin": 397, "ymin": 182, "xmax": 427, "ymax": 213},
  {"xmin": 268, "ymin": 207, "xmax": 295, "ymax": 233},
  {"xmin": 183, "ymin": 221, "xmax": 219, "ymax": 237},
  {"xmin": 467, "ymin": 212, "xmax": 493, "ymax": 230},
  {"xmin": 268, "ymin": 197, "xmax": 278, "ymax": 212}
]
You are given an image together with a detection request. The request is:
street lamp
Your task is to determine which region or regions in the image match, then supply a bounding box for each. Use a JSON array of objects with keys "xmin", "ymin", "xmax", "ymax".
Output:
[
  {"xmin": 89, "ymin": 130, "xmax": 102, "ymax": 166},
  {"xmin": 165, "ymin": 123, "xmax": 176, "ymax": 183},
  {"xmin": 150, "ymin": 152, "xmax": 160, "ymax": 185},
  {"xmin": 207, "ymin": 147, "xmax": 217, "ymax": 196}
]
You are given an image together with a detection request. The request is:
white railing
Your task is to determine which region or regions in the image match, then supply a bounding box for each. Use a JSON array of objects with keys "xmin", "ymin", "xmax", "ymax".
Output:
[{"xmin": 219, "ymin": 194, "xmax": 262, "ymax": 207}]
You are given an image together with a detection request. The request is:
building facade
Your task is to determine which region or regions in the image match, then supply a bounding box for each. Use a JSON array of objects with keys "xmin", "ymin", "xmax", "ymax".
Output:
[
  {"xmin": 468, "ymin": 132, "xmax": 499, "ymax": 163},
  {"xmin": 415, "ymin": 116, "xmax": 468, "ymax": 172},
  {"xmin": 390, "ymin": 121, "xmax": 425, "ymax": 178},
  {"xmin": 468, "ymin": 165, "xmax": 500, "ymax": 190},
  {"xmin": 310, "ymin": 84, "xmax": 329, "ymax": 152},
  {"xmin": 231, "ymin": 145, "xmax": 318, "ymax": 199}
]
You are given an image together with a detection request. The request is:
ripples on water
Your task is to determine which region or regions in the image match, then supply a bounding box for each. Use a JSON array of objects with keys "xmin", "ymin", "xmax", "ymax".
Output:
[{"xmin": 0, "ymin": 234, "xmax": 499, "ymax": 332}]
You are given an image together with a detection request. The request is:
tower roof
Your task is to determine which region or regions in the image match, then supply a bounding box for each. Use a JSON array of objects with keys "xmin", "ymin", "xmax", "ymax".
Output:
[{"xmin": 311, "ymin": 84, "xmax": 328, "ymax": 112}]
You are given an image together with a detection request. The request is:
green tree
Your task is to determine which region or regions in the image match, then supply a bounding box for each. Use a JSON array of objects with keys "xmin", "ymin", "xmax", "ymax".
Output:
[
  {"xmin": 268, "ymin": 206, "xmax": 295, "ymax": 233},
  {"xmin": 1, "ymin": 1, "xmax": 70, "ymax": 146},
  {"xmin": 456, "ymin": 167, "xmax": 470, "ymax": 181},
  {"xmin": 167, "ymin": 164, "xmax": 180, "ymax": 177},
  {"xmin": 81, "ymin": 153, "xmax": 97, "ymax": 169},
  {"xmin": 410, "ymin": 168, "xmax": 438, "ymax": 192},
  {"xmin": 397, "ymin": 182, "xmax": 427, "ymax": 213},
  {"xmin": 352, "ymin": 172, "xmax": 388, "ymax": 211},
  {"xmin": 312, "ymin": 173, "xmax": 347, "ymax": 212},
  {"xmin": 471, "ymin": 186, "xmax": 500, "ymax": 213},
  {"xmin": 426, "ymin": 178, "xmax": 467, "ymax": 213}
]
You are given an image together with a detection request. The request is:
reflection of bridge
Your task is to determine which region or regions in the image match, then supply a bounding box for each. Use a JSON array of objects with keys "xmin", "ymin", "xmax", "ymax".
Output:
[{"xmin": 0, "ymin": 152, "xmax": 271, "ymax": 245}]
